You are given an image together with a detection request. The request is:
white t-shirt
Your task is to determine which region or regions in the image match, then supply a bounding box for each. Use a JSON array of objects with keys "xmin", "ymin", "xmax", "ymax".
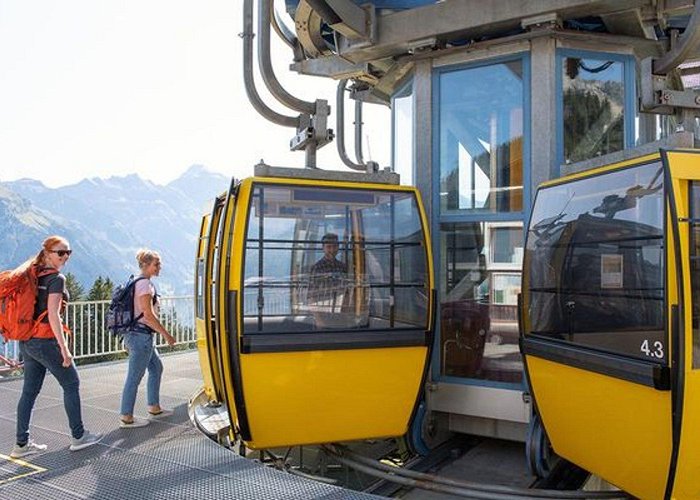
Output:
[{"xmin": 134, "ymin": 277, "xmax": 159, "ymax": 325}]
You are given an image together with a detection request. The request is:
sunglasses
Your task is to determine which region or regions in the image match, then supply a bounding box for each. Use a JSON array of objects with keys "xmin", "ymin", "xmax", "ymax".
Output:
[{"xmin": 50, "ymin": 250, "xmax": 72, "ymax": 257}]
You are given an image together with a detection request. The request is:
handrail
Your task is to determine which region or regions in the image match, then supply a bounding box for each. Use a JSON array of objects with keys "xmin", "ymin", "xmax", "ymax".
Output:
[
  {"xmin": 336, "ymin": 79, "xmax": 367, "ymax": 171},
  {"xmin": 354, "ymin": 98, "xmax": 365, "ymax": 165},
  {"xmin": 243, "ymin": 0, "xmax": 298, "ymax": 127}
]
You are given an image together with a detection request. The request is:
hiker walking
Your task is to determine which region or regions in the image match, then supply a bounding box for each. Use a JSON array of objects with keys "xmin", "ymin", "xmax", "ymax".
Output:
[
  {"xmin": 8, "ymin": 235, "xmax": 103, "ymax": 458},
  {"xmin": 119, "ymin": 248, "xmax": 175, "ymax": 428}
]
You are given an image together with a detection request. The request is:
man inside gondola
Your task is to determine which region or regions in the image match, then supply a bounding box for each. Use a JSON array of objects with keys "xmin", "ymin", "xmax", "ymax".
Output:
[{"xmin": 308, "ymin": 233, "xmax": 347, "ymax": 308}]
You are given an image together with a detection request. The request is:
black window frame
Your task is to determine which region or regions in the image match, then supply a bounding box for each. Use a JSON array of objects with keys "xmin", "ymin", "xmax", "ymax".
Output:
[{"xmin": 239, "ymin": 182, "xmax": 433, "ymax": 353}]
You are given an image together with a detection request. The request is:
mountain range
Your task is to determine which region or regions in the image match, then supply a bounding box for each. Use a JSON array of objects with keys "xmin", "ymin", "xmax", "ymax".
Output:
[{"xmin": 0, "ymin": 165, "xmax": 230, "ymax": 295}]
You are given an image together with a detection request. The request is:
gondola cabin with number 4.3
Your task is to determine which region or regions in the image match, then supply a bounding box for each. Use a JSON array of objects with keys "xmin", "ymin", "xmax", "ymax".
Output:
[
  {"xmin": 192, "ymin": 164, "xmax": 435, "ymax": 450},
  {"xmin": 521, "ymin": 150, "xmax": 700, "ymax": 499}
]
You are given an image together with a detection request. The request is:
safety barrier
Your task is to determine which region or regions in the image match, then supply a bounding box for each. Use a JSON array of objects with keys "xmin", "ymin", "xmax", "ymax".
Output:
[{"xmin": 0, "ymin": 296, "xmax": 195, "ymax": 370}]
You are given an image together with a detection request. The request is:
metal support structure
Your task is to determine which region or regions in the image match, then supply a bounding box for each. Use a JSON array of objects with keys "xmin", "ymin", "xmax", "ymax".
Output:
[
  {"xmin": 259, "ymin": 0, "xmax": 316, "ymax": 114},
  {"xmin": 336, "ymin": 79, "xmax": 366, "ymax": 171},
  {"xmin": 243, "ymin": 0, "xmax": 298, "ymax": 127},
  {"xmin": 271, "ymin": 0, "xmax": 305, "ymax": 61},
  {"xmin": 641, "ymin": 56, "xmax": 700, "ymax": 123},
  {"xmin": 354, "ymin": 98, "xmax": 365, "ymax": 165},
  {"xmin": 530, "ymin": 36, "xmax": 558, "ymax": 190},
  {"xmin": 653, "ymin": 0, "xmax": 700, "ymax": 74},
  {"xmin": 305, "ymin": 0, "xmax": 374, "ymax": 42},
  {"xmin": 413, "ymin": 60, "xmax": 432, "ymax": 217},
  {"xmin": 243, "ymin": 0, "xmax": 336, "ymax": 168}
]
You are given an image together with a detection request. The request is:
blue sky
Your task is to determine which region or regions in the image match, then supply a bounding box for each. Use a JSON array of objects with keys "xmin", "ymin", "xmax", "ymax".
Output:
[{"xmin": 0, "ymin": 1, "xmax": 389, "ymax": 187}]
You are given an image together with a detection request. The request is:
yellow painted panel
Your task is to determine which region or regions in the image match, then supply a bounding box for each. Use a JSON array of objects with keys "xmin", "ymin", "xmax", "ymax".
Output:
[
  {"xmin": 527, "ymin": 356, "xmax": 671, "ymax": 499},
  {"xmin": 195, "ymin": 318, "xmax": 215, "ymax": 399},
  {"xmin": 674, "ymin": 372, "xmax": 700, "ymax": 499},
  {"xmin": 540, "ymin": 153, "xmax": 661, "ymax": 187},
  {"xmin": 241, "ymin": 347, "xmax": 427, "ymax": 449},
  {"xmin": 195, "ymin": 214, "xmax": 216, "ymax": 399},
  {"xmin": 665, "ymin": 151, "xmax": 700, "ymax": 180}
]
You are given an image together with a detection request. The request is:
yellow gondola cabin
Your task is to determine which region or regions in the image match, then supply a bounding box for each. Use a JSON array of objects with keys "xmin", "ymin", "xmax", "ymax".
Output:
[{"xmin": 193, "ymin": 165, "xmax": 435, "ymax": 450}]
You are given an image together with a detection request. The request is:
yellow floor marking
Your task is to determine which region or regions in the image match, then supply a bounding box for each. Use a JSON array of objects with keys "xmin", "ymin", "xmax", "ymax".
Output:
[{"xmin": 0, "ymin": 453, "xmax": 47, "ymax": 485}]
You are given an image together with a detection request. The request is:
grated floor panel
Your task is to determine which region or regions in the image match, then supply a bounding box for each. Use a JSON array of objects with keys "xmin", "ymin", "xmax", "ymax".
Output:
[{"xmin": 0, "ymin": 351, "xmax": 379, "ymax": 499}]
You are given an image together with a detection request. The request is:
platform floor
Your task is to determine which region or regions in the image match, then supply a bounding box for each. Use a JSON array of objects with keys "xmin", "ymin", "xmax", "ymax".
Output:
[{"xmin": 0, "ymin": 351, "xmax": 377, "ymax": 499}]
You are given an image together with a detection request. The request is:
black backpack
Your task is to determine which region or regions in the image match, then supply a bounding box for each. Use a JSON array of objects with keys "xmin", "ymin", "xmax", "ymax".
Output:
[{"xmin": 106, "ymin": 275, "xmax": 147, "ymax": 335}]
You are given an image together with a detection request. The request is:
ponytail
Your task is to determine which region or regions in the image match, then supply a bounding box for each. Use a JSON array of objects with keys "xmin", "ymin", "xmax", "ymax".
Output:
[{"xmin": 11, "ymin": 235, "xmax": 69, "ymax": 278}]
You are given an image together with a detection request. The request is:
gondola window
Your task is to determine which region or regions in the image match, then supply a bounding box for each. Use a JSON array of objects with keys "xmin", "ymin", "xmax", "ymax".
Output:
[
  {"xmin": 243, "ymin": 185, "xmax": 429, "ymax": 334},
  {"xmin": 526, "ymin": 162, "xmax": 665, "ymax": 361},
  {"xmin": 691, "ymin": 182, "xmax": 700, "ymax": 368}
]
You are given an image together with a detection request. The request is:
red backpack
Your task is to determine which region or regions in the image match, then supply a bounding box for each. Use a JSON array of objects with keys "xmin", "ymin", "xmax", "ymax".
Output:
[{"xmin": 0, "ymin": 266, "xmax": 57, "ymax": 341}]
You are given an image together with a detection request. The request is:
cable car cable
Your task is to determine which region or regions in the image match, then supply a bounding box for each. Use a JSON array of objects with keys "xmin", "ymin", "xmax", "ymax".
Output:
[{"xmin": 323, "ymin": 445, "xmax": 626, "ymax": 499}]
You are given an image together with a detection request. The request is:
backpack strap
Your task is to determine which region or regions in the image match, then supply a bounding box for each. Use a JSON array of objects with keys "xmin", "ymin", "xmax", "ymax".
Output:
[
  {"xmin": 33, "ymin": 268, "xmax": 70, "ymax": 337},
  {"xmin": 33, "ymin": 306, "xmax": 72, "ymax": 338},
  {"xmin": 129, "ymin": 276, "xmax": 149, "ymax": 327}
]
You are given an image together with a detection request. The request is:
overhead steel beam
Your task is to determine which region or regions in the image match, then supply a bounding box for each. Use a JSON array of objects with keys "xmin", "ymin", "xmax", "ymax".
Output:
[
  {"xmin": 328, "ymin": 0, "xmax": 651, "ymax": 63},
  {"xmin": 325, "ymin": 0, "xmax": 374, "ymax": 41},
  {"xmin": 304, "ymin": 0, "xmax": 374, "ymax": 41},
  {"xmin": 601, "ymin": 9, "xmax": 656, "ymax": 39}
]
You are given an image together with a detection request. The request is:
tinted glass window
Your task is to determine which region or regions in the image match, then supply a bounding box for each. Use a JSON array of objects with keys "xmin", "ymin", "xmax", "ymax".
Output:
[
  {"xmin": 526, "ymin": 162, "xmax": 665, "ymax": 362},
  {"xmin": 196, "ymin": 258, "xmax": 204, "ymax": 319},
  {"xmin": 440, "ymin": 222, "xmax": 523, "ymax": 383},
  {"xmin": 691, "ymin": 182, "xmax": 700, "ymax": 368},
  {"xmin": 243, "ymin": 185, "xmax": 429, "ymax": 334},
  {"xmin": 562, "ymin": 56, "xmax": 625, "ymax": 164},
  {"xmin": 439, "ymin": 60, "xmax": 524, "ymax": 214}
]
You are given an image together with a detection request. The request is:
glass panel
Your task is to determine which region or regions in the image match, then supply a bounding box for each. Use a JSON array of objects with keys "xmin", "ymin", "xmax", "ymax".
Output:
[
  {"xmin": 243, "ymin": 185, "xmax": 429, "ymax": 334},
  {"xmin": 439, "ymin": 60, "xmax": 524, "ymax": 214},
  {"xmin": 393, "ymin": 82, "xmax": 414, "ymax": 186},
  {"xmin": 562, "ymin": 56, "xmax": 625, "ymax": 164},
  {"xmin": 691, "ymin": 182, "xmax": 700, "ymax": 368},
  {"xmin": 526, "ymin": 162, "xmax": 665, "ymax": 362},
  {"xmin": 490, "ymin": 226, "xmax": 524, "ymax": 266},
  {"xmin": 440, "ymin": 222, "xmax": 523, "ymax": 383},
  {"xmin": 196, "ymin": 258, "xmax": 205, "ymax": 319}
]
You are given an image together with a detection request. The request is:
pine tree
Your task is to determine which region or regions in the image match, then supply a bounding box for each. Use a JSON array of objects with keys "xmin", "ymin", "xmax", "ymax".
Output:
[
  {"xmin": 64, "ymin": 272, "xmax": 84, "ymax": 301},
  {"xmin": 87, "ymin": 276, "xmax": 114, "ymax": 300}
]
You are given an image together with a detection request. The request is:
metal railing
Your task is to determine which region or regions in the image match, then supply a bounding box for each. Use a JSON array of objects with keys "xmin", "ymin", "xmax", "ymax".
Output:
[{"xmin": 0, "ymin": 296, "xmax": 195, "ymax": 369}]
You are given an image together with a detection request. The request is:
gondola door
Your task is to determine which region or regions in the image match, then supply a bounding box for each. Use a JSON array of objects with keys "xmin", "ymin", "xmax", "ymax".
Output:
[
  {"xmin": 521, "ymin": 157, "xmax": 673, "ymax": 499},
  {"xmin": 661, "ymin": 150, "xmax": 700, "ymax": 498},
  {"xmin": 196, "ymin": 190, "xmax": 230, "ymax": 404},
  {"xmin": 230, "ymin": 178, "xmax": 434, "ymax": 450},
  {"xmin": 215, "ymin": 179, "xmax": 245, "ymax": 440},
  {"xmin": 194, "ymin": 213, "xmax": 214, "ymax": 398}
]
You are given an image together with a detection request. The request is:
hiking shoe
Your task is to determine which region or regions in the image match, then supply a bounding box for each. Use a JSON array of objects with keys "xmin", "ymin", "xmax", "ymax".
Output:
[
  {"xmin": 148, "ymin": 409, "xmax": 173, "ymax": 419},
  {"xmin": 70, "ymin": 431, "xmax": 104, "ymax": 451},
  {"xmin": 120, "ymin": 418, "xmax": 150, "ymax": 428},
  {"xmin": 10, "ymin": 440, "xmax": 47, "ymax": 458}
]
